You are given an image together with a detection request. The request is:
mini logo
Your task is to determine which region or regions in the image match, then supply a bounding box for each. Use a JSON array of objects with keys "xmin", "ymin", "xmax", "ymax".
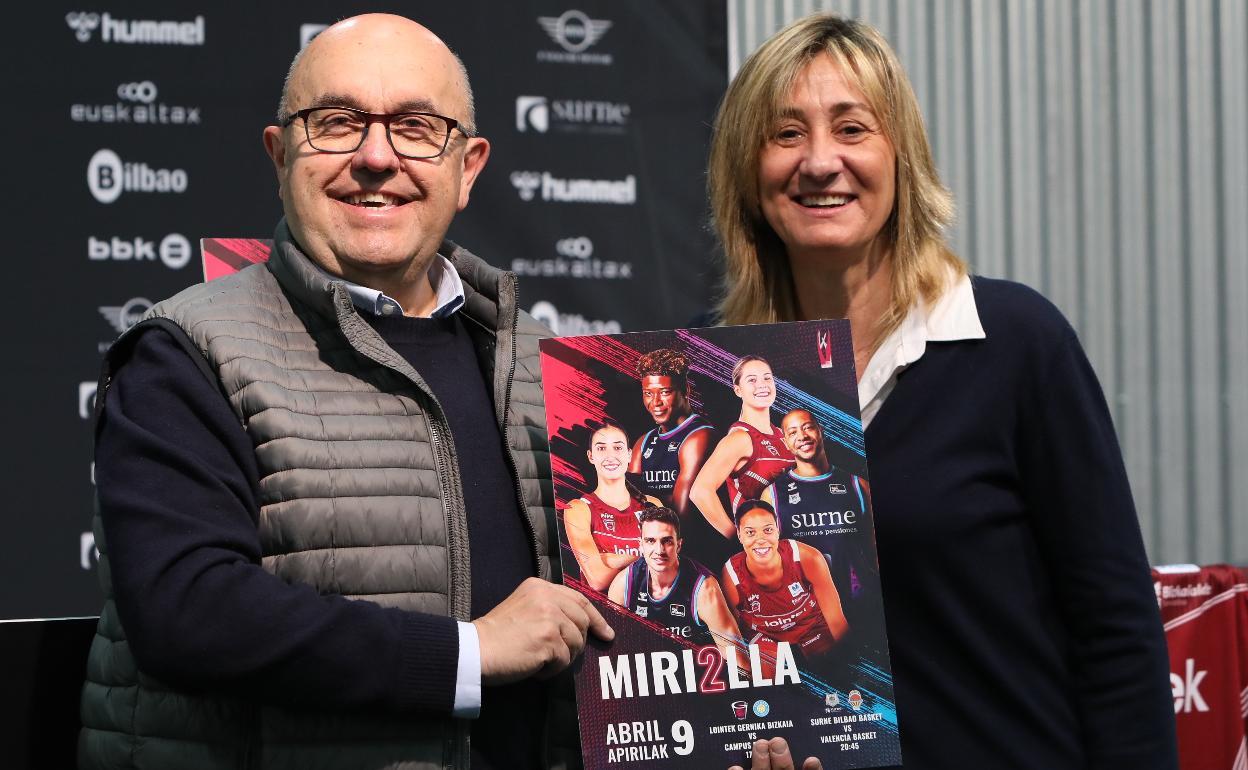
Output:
[
  {"xmin": 636, "ymin": 606, "xmax": 648, "ymax": 618},
  {"xmin": 88, "ymin": 233, "xmax": 191, "ymax": 269},
  {"xmin": 99, "ymin": 297, "xmax": 152, "ymax": 335},
  {"xmin": 68, "ymin": 12, "xmax": 205, "ymax": 45},
  {"xmin": 788, "ymin": 581, "xmax": 803, "ymax": 597},
  {"xmin": 752, "ymin": 700, "xmax": 770, "ymax": 718},
  {"xmin": 530, "ymin": 300, "xmax": 621, "ymax": 336},
  {"xmin": 300, "ymin": 23, "xmax": 328, "ymax": 48},
  {"xmin": 669, "ymin": 603, "xmax": 686, "ymax": 617},
  {"xmin": 78, "ymin": 381, "xmax": 98, "ymax": 419},
  {"xmin": 825, "ymin": 692, "xmax": 839, "ymax": 708},
  {"xmin": 66, "ymin": 12, "xmax": 99, "ymax": 42},
  {"xmin": 732, "ymin": 700, "xmax": 748, "ymax": 719},
  {"xmin": 516, "ymin": 95, "xmax": 548, "ymax": 132},
  {"xmin": 817, "ymin": 329, "xmax": 833, "ymax": 368},
  {"xmin": 848, "ymin": 690, "xmax": 863, "ymax": 710},
  {"xmin": 829, "ymin": 483, "xmax": 847, "ymax": 494},
  {"xmin": 538, "ymin": 10, "xmax": 611, "ymax": 52},
  {"xmin": 88, "ymin": 148, "xmax": 189, "ymax": 204},
  {"xmin": 510, "ymin": 170, "xmax": 636, "ymax": 205},
  {"xmin": 117, "ymin": 81, "xmax": 157, "ymax": 103}
]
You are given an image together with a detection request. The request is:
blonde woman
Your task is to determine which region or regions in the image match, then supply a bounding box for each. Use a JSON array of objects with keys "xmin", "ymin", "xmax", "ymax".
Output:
[{"xmin": 713, "ymin": 13, "xmax": 1175, "ymax": 770}]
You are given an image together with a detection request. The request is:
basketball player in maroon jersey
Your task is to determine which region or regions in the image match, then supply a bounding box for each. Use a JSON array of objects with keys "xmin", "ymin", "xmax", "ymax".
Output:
[
  {"xmin": 690, "ymin": 355, "xmax": 795, "ymax": 537},
  {"xmin": 628, "ymin": 348, "xmax": 714, "ymax": 519},
  {"xmin": 563, "ymin": 422, "xmax": 661, "ymax": 591},
  {"xmin": 722, "ymin": 499, "xmax": 848, "ymax": 663}
]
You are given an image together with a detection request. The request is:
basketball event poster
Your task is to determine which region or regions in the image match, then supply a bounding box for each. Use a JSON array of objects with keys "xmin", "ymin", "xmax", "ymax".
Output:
[{"xmin": 539, "ymin": 322, "xmax": 902, "ymax": 769}]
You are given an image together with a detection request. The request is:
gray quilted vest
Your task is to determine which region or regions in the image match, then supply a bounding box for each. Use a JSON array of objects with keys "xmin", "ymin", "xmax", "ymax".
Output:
[{"xmin": 79, "ymin": 222, "xmax": 569, "ymax": 769}]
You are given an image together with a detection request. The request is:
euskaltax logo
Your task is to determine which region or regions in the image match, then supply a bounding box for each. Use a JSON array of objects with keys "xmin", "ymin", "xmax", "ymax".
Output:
[
  {"xmin": 71, "ymin": 81, "xmax": 202, "ymax": 126},
  {"xmin": 66, "ymin": 12, "xmax": 205, "ymax": 45}
]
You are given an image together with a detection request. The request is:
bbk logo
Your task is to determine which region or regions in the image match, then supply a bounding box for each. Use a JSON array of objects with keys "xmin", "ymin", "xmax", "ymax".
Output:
[
  {"xmin": 66, "ymin": 12, "xmax": 205, "ymax": 45},
  {"xmin": 515, "ymin": 95, "xmax": 630, "ymax": 134},
  {"xmin": 98, "ymin": 297, "xmax": 152, "ymax": 335},
  {"xmin": 71, "ymin": 81, "xmax": 202, "ymax": 126},
  {"xmin": 88, "ymin": 233, "xmax": 192, "ymax": 269},
  {"xmin": 537, "ymin": 10, "xmax": 613, "ymax": 65},
  {"xmin": 1170, "ymin": 658, "xmax": 1209, "ymax": 713},
  {"xmin": 530, "ymin": 300, "xmax": 621, "ymax": 336},
  {"xmin": 509, "ymin": 171, "xmax": 635, "ymax": 205},
  {"xmin": 88, "ymin": 149, "xmax": 188, "ymax": 204}
]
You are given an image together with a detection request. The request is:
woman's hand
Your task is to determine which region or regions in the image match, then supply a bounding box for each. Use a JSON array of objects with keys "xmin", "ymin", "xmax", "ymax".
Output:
[{"xmin": 728, "ymin": 737, "xmax": 822, "ymax": 770}]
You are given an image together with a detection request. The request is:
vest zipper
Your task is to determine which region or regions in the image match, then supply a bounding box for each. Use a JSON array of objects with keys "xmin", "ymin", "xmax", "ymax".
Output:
[{"xmin": 498, "ymin": 273, "xmax": 542, "ymax": 577}]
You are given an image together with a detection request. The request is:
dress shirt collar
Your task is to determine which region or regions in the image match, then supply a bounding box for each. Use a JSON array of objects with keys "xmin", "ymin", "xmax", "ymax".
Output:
[
  {"xmin": 858, "ymin": 272, "xmax": 985, "ymax": 428},
  {"xmin": 308, "ymin": 255, "xmax": 466, "ymax": 319}
]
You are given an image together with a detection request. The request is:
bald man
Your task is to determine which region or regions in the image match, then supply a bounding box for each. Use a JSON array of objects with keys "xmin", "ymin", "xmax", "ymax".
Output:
[{"xmin": 80, "ymin": 15, "xmax": 609, "ymax": 770}]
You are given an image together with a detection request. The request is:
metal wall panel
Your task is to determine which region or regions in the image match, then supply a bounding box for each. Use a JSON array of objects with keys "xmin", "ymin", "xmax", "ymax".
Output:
[{"xmin": 728, "ymin": 0, "xmax": 1248, "ymax": 565}]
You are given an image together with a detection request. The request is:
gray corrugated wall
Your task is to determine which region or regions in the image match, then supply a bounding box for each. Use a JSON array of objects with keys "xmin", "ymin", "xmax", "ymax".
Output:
[{"xmin": 728, "ymin": 0, "xmax": 1248, "ymax": 566}]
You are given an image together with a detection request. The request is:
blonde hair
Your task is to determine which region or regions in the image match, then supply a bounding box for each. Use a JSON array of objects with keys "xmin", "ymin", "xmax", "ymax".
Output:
[{"xmin": 708, "ymin": 13, "xmax": 964, "ymax": 342}]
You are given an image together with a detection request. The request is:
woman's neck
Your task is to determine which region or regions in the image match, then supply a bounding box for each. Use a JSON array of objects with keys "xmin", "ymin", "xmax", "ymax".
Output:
[
  {"xmin": 737, "ymin": 405, "xmax": 774, "ymax": 433},
  {"xmin": 788, "ymin": 246, "xmax": 893, "ymax": 381},
  {"xmin": 595, "ymin": 477, "xmax": 631, "ymax": 507}
]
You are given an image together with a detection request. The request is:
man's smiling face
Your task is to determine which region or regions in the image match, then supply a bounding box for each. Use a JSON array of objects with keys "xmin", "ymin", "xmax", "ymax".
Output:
[{"xmin": 263, "ymin": 15, "xmax": 488, "ymax": 287}]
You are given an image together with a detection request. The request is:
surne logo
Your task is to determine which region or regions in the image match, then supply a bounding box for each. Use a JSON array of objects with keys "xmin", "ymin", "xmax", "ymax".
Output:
[{"xmin": 1170, "ymin": 658, "xmax": 1209, "ymax": 713}]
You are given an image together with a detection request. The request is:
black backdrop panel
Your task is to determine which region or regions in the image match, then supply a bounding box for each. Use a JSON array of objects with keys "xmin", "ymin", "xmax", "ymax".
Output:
[{"xmin": 3, "ymin": 2, "xmax": 726, "ymax": 619}]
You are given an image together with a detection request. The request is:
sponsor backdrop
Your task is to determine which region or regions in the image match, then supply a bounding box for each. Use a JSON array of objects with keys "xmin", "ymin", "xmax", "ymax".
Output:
[{"xmin": 3, "ymin": 2, "xmax": 726, "ymax": 620}]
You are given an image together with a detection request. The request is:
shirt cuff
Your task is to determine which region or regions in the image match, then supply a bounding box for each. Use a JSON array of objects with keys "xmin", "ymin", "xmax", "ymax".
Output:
[{"xmin": 453, "ymin": 621, "xmax": 482, "ymax": 718}]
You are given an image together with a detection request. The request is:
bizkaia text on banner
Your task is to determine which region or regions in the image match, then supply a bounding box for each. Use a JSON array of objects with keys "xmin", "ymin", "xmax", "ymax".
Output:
[
  {"xmin": 65, "ymin": 12, "xmax": 205, "ymax": 46},
  {"xmin": 511, "ymin": 236, "xmax": 635, "ymax": 280},
  {"xmin": 516, "ymin": 95, "xmax": 630, "ymax": 134},
  {"xmin": 87, "ymin": 149, "xmax": 188, "ymax": 204},
  {"xmin": 88, "ymin": 233, "xmax": 193, "ymax": 270},
  {"xmin": 71, "ymin": 81, "xmax": 201, "ymax": 126},
  {"xmin": 536, "ymin": 9, "xmax": 613, "ymax": 65},
  {"xmin": 510, "ymin": 171, "xmax": 635, "ymax": 204}
]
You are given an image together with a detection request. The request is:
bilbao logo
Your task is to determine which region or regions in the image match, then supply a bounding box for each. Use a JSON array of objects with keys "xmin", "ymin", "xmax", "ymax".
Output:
[
  {"xmin": 530, "ymin": 300, "xmax": 621, "ymax": 336},
  {"xmin": 536, "ymin": 10, "xmax": 613, "ymax": 65},
  {"xmin": 87, "ymin": 149, "xmax": 188, "ymax": 204},
  {"xmin": 509, "ymin": 170, "xmax": 635, "ymax": 205},
  {"xmin": 72, "ymin": 81, "xmax": 201, "ymax": 126},
  {"xmin": 98, "ymin": 297, "xmax": 153, "ymax": 335},
  {"xmin": 88, "ymin": 233, "xmax": 191, "ymax": 269},
  {"xmin": 513, "ymin": 236, "xmax": 632, "ymax": 280},
  {"xmin": 66, "ymin": 12, "xmax": 205, "ymax": 45},
  {"xmin": 515, "ymin": 95, "xmax": 629, "ymax": 134}
]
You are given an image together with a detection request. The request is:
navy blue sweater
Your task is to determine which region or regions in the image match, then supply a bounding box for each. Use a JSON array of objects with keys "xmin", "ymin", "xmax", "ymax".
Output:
[
  {"xmin": 865, "ymin": 278, "xmax": 1177, "ymax": 769},
  {"xmin": 95, "ymin": 312, "xmax": 541, "ymax": 769}
]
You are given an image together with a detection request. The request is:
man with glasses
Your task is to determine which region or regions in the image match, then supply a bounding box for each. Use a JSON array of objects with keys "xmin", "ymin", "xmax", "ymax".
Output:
[{"xmin": 80, "ymin": 14, "xmax": 611, "ymax": 770}]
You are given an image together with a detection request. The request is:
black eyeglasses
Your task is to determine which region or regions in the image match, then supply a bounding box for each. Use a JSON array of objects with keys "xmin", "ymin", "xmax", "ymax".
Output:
[{"xmin": 280, "ymin": 106, "xmax": 470, "ymax": 160}]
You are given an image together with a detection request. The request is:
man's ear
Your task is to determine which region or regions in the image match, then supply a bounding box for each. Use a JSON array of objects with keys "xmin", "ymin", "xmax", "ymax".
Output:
[
  {"xmin": 262, "ymin": 125, "xmax": 288, "ymax": 200},
  {"xmin": 456, "ymin": 136, "xmax": 491, "ymax": 211}
]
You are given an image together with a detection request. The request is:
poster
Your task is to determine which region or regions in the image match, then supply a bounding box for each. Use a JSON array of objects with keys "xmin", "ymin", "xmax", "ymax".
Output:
[{"xmin": 539, "ymin": 322, "xmax": 902, "ymax": 768}]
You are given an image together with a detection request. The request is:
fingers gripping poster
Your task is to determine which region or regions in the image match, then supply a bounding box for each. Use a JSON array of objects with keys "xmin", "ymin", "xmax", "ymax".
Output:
[{"xmin": 539, "ymin": 322, "xmax": 903, "ymax": 769}]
